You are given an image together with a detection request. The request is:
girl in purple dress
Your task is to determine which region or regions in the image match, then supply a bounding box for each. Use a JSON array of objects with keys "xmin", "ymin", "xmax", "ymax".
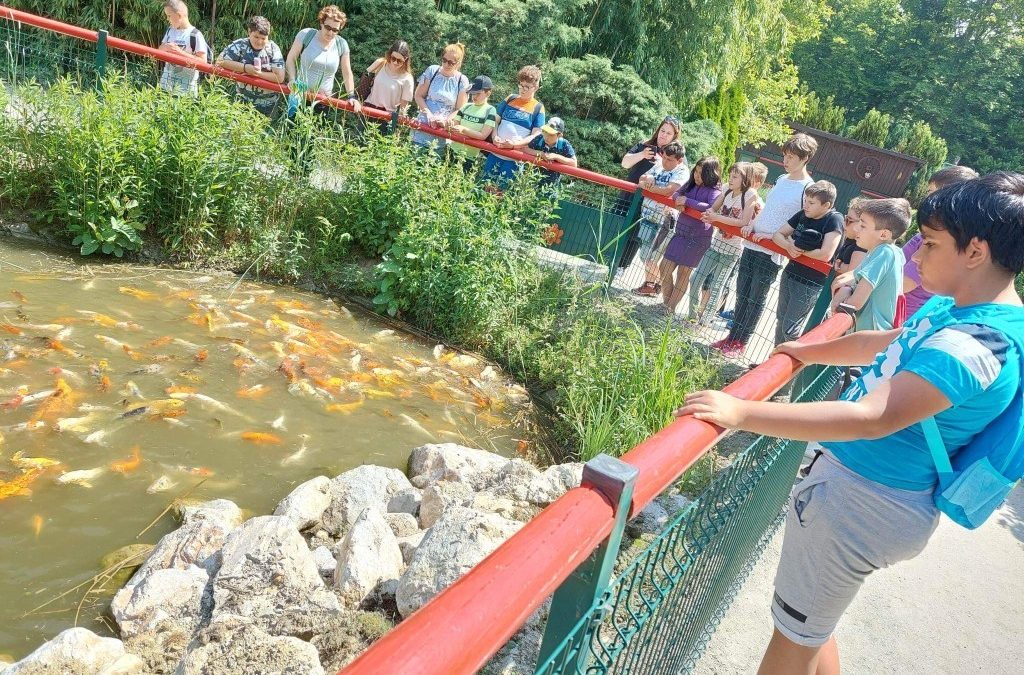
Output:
[{"xmin": 659, "ymin": 157, "xmax": 723, "ymax": 313}]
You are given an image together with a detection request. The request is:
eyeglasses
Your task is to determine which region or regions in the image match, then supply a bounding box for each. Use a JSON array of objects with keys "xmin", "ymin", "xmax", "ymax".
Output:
[
  {"xmin": 322, "ymin": 24, "xmax": 342, "ymax": 33},
  {"xmin": 441, "ymin": 57, "xmax": 458, "ymax": 66},
  {"xmin": 519, "ymin": 82, "xmax": 539, "ymax": 90},
  {"xmin": 389, "ymin": 55, "xmax": 406, "ymax": 65}
]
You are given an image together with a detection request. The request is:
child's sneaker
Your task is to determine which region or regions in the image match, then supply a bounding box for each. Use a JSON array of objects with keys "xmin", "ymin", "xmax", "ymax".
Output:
[
  {"xmin": 718, "ymin": 309, "xmax": 735, "ymax": 320},
  {"xmin": 632, "ymin": 281, "xmax": 657, "ymax": 297},
  {"xmin": 722, "ymin": 340, "xmax": 747, "ymax": 357}
]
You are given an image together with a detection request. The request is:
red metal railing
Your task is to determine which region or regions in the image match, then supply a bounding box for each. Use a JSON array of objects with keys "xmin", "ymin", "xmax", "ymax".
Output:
[
  {"xmin": 341, "ymin": 314, "xmax": 851, "ymax": 674},
  {"xmin": 0, "ymin": 3, "xmax": 831, "ymax": 275}
]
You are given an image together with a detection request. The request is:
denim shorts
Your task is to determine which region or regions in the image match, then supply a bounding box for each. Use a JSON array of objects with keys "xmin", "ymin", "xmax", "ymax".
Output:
[{"xmin": 637, "ymin": 219, "xmax": 668, "ymax": 262}]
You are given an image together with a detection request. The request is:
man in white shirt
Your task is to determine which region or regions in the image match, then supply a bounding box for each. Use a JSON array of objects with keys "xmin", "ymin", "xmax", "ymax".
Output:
[{"xmin": 711, "ymin": 133, "xmax": 817, "ymax": 357}]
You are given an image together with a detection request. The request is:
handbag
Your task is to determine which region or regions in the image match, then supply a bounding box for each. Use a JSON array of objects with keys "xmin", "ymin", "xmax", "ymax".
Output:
[{"xmin": 356, "ymin": 59, "xmax": 385, "ymax": 101}]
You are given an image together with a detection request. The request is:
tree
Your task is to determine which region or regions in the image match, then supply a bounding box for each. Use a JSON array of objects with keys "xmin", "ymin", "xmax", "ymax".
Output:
[
  {"xmin": 797, "ymin": 89, "xmax": 846, "ymax": 134},
  {"xmin": 847, "ymin": 108, "xmax": 893, "ymax": 148}
]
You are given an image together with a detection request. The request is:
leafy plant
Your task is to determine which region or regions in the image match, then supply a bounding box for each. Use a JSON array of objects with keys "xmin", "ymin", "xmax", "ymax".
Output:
[{"xmin": 70, "ymin": 192, "xmax": 144, "ymax": 257}]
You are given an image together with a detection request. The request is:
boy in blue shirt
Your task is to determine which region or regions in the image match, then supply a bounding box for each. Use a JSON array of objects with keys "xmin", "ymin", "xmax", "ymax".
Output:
[
  {"xmin": 523, "ymin": 117, "xmax": 577, "ymax": 190},
  {"xmin": 675, "ymin": 172, "xmax": 1024, "ymax": 674},
  {"xmin": 830, "ymin": 198, "xmax": 910, "ymax": 331}
]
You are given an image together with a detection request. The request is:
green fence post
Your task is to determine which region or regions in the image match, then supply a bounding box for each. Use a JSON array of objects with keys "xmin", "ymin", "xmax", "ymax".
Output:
[
  {"xmin": 604, "ymin": 187, "xmax": 644, "ymax": 287},
  {"xmin": 536, "ymin": 454, "xmax": 639, "ymax": 670},
  {"xmin": 94, "ymin": 29, "xmax": 108, "ymax": 90}
]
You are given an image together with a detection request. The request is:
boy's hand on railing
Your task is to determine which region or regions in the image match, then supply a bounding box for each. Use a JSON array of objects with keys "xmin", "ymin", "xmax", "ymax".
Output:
[
  {"xmin": 673, "ymin": 390, "xmax": 745, "ymax": 428},
  {"xmin": 773, "ymin": 341, "xmax": 808, "ymax": 362},
  {"xmin": 740, "ymin": 225, "xmax": 754, "ymax": 238}
]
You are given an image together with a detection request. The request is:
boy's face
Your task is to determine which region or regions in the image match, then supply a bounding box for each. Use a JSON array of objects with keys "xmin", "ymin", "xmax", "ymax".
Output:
[
  {"xmin": 802, "ymin": 195, "xmax": 831, "ymax": 219},
  {"xmin": 248, "ymin": 31, "xmax": 269, "ymax": 50},
  {"xmin": 472, "ymin": 90, "xmax": 490, "ymax": 105},
  {"xmin": 913, "ymin": 225, "xmax": 963, "ymax": 295},
  {"xmin": 518, "ymin": 79, "xmax": 539, "ymax": 99},
  {"xmin": 661, "ymin": 154, "xmax": 682, "ymax": 171},
  {"xmin": 541, "ymin": 131, "xmax": 560, "ymax": 147},
  {"xmin": 854, "ymin": 213, "xmax": 890, "ymax": 249},
  {"xmin": 164, "ymin": 7, "xmax": 186, "ymax": 29},
  {"xmin": 782, "ymin": 151, "xmax": 807, "ymax": 174}
]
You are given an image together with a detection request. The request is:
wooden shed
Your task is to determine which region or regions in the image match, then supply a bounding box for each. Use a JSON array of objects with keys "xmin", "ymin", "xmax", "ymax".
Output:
[{"xmin": 739, "ymin": 122, "xmax": 925, "ymax": 212}]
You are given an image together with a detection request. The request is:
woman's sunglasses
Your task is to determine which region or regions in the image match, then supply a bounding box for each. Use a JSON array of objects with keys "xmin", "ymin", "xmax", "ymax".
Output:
[
  {"xmin": 322, "ymin": 23, "xmax": 342, "ymax": 33},
  {"xmin": 389, "ymin": 54, "xmax": 407, "ymax": 65}
]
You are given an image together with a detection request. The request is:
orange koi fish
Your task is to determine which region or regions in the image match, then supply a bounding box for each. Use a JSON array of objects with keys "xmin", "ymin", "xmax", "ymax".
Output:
[
  {"xmin": 119, "ymin": 399, "xmax": 186, "ymax": 419},
  {"xmin": 110, "ymin": 446, "xmax": 142, "ymax": 473},
  {"xmin": 240, "ymin": 431, "xmax": 282, "ymax": 445},
  {"xmin": 98, "ymin": 375, "xmax": 112, "ymax": 392},
  {"xmin": 236, "ymin": 384, "xmax": 270, "ymax": 399},
  {"xmin": 148, "ymin": 336, "xmax": 174, "ymax": 348},
  {"xmin": 0, "ymin": 470, "xmax": 40, "ymax": 501},
  {"xmin": 325, "ymin": 398, "xmax": 365, "ymax": 414},
  {"xmin": 118, "ymin": 286, "xmax": 158, "ymax": 301},
  {"xmin": 195, "ymin": 349, "xmax": 209, "ymax": 362},
  {"xmin": 0, "ymin": 323, "xmax": 22, "ymax": 335},
  {"xmin": 32, "ymin": 514, "xmax": 44, "ymax": 537},
  {"xmin": 165, "ymin": 385, "xmax": 198, "ymax": 395}
]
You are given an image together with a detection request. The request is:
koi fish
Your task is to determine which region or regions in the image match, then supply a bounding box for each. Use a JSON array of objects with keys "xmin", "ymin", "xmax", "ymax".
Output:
[
  {"xmin": 11, "ymin": 290, "xmax": 28, "ymax": 303},
  {"xmin": 194, "ymin": 349, "xmax": 209, "ymax": 362},
  {"xmin": 148, "ymin": 336, "xmax": 174, "ymax": 348},
  {"xmin": 47, "ymin": 367, "xmax": 84, "ymax": 384},
  {"xmin": 98, "ymin": 375, "xmax": 112, "ymax": 392},
  {"xmin": 165, "ymin": 385, "xmax": 198, "ymax": 395},
  {"xmin": 240, "ymin": 431, "xmax": 282, "ymax": 444},
  {"xmin": 173, "ymin": 464, "xmax": 213, "ymax": 477},
  {"xmin": 325, "ymin": 398, "xmax": 365, "ymax": 414},
  {"xmin": 95, "ymin": 335, "xmax": 141, "ymax": 359},
  {"xmin": 118, "ymin": 286, "xmax": 158, "ymax": 301},
  {"xmin": 372, "ymin": 368, "xmax": 407, "ymax": 388},
  {"xmin": 0, "ymin": 323, "xmax": 22, "ymax": 335},
  {"xmin": 32, "ymin": 514, "xmax": 44, "ymax": 537},
  {"xmin": 373, "ymin": 329, "xmax": 396, "ymax": 340},
  {"xmin": 54, "ymin": 413, "xmax": 102, "ymax": 433},
  {"xmin": 0, "ymin": 420, "xmax": 47, "ymax": 433},
  {"xmin": 119, "ymin": 399, "xmax": 186, "ymax": 419},
  {"xmin": 280, "ymin": 435, "xmax": 310, "ymax": 466},
  {"xmin": 399, "ymin": 413, "xmax": 435, "ymax": 440},
  {"xmin": 11, "ymin": 451, "xmax": 63, "ymax": 471},
  {"xmin": 168, "ymin": 392, "xmax": 249, "ymax": 420},
  {"xmin": 147, "ymin": 475, "xmax": 176, "ymax": 494},
  {"xmin": 56, "ymin": 467, "xmax": 104, "ymax": 487},
  {"xmin": 365, "ymin": 388, "xmax": 398, "ymax": 400},
  {"xmin": 121, "ymin": 381, "xmax": 145, "ymax": 400},
  {"xmin": 270, "ymin": 414, "xmax": 286, "ymax": 430},
  {"xmin": 110, "ymin": 446, "xmax": 142, "ymax": 473},
  {"xmin": 0, "ymin": 470, "xmax": 39, "ymax": 500},
  {"xmin": 128, "ymin": 364, "xmax": 163, "ymax": 376}
]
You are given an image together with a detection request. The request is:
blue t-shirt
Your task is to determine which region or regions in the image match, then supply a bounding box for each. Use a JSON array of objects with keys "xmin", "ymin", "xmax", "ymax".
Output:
[
  {"xmin": 527, "ymin": 135, "xmax": 575, "ymax": 185},
  {"xmin": 827, "ymin": 302, "xmax": 1020, "ymax": 490},
  {"xmin": 853, "ymin": 243, "xmax": 904, "ymax": 332}
]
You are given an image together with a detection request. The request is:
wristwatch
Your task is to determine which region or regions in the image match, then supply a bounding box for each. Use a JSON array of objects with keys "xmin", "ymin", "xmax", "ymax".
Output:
[{"xmin": 836, "ymin": 302, "xmax": 858, "ymax": 318}]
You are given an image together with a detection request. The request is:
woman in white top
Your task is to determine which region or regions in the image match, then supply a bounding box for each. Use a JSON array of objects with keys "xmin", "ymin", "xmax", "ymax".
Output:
[
  {"xmin": 411, "ymin": 43, "xmax": 470, "ymax": 153},
  {"xmin": 363, "ymin": 40, "xmax": 415, "ymax": 115},
  {"xmin": 285, "ymin": 5, "xmax": 360, "ymax": 113}
]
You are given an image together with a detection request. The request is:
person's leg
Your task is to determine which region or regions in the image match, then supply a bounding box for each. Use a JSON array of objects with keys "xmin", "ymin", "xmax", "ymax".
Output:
[
  {"xmin": 659, "ymin": 258, "xmax": 677, "ymax": 306},
  {"xmin": 734, "ymin": 253, "xmax": 780, "ymax": 345},
  {"xmin": 777, "ymin": 273, "xmax": 825, "ymax": 345},
  {"xmin": 757, "ymin": 629, "xmax": 824, "ymax": 675},
  {"xmin": 774, "ymin": 270, "xmax": 796, "ymax": 346},
  {"xmin": 727, "ymin": 249, "xmax": 757, "ymax": 342},
  {"xmin": 666, "ymin": 266, "xmax": 693, "ymax": 311},
  {"xmin": 702, "ymin": 254, "xmax": 738, "ymax": 324},
  {"xmin": 687, "ymin": 253, "xmax": 715, "ymax": 319},
  {"xmin": 816, "ymin": 636, "xmax": 840, "ymax": 675}
]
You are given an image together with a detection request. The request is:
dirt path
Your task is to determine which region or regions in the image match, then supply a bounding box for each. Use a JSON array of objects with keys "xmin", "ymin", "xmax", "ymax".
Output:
[{"xmin": 695, "ymin": 485, "xmax": 1024, "ymax": 674}]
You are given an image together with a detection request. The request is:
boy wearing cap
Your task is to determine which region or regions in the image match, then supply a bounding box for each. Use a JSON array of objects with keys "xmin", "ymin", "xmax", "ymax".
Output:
[
  {"xmin": 450, "ymin": 75, "xmax": 498, "ymax": 174},
  {"xmin": 524, "ymin": 117, "xmax": 577, "ymax": 189}
]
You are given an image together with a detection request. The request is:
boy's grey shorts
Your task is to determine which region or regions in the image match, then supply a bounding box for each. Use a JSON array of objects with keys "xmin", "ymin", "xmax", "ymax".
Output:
[{"xmin": 772, "ymin": 451, "xmax": 939, "ymax": 647}]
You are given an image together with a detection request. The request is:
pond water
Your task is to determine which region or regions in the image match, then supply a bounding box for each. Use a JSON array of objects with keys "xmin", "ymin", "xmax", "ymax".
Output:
[{"xmin": 0, "ymin": 238, "xmax": 531, "ymax": 659}]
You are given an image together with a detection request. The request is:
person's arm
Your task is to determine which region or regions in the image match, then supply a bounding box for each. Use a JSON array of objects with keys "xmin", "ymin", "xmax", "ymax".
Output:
[
  {"xmin": 506, "ymin": 127, "xmax": 542, "ymax": 149},
  {"xmin": 774, "ymin": 328, "xmax": 902, "ymax": 366},
  {"xmin": 446, "ymin": 86, "xmax": 469, "ymax": 123},
  {"xmin": 645, "ymin": 180, "xmax": 684, "ymax": 197},
  {"xmin": 799, "ymin": 230, "xmax": 843, "ymax": 262},
  {"xmin": 674, "ymin": 370, "xmax": 952, "ymax": 442},
  {"xmin": 622, "ymin": 145, "xmax": 655, "ymax": 169},
  {"xmin": 452, "ymin": 113, "xmax": 492, "ymax": 141},
  {"xmin": 414, "ymin": 71, "xmax": 432, "ymax": 121},
  {"xmin": 772, "ymin": 223, "xmax": 799, "ymax": 257},
  {"xmin": 285, "ymin": 36, "xmax": 303, "ymax": 84},
  {"xmin": 340, "ymin": 51, "xmax": 360, "ymax": 111}
]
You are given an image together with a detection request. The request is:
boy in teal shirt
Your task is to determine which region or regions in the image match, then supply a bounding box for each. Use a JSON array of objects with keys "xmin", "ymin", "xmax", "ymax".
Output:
[
  {"xmin": 830, "ymin": 198, "xmax": 909, "ymax": 331},
  {"xmin": 450, "ymin": 75, "xmax": 497, "ymax": 174},
  {"xmin": 675, "ymin": 172, "xmax": 1024, "ymax": 674}
]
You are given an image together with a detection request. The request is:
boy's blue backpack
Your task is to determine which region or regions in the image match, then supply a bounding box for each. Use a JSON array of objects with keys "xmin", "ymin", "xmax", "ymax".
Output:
[{"xmin": 913, "ymin": 296, "xmax": 1024, "ymax": 529}]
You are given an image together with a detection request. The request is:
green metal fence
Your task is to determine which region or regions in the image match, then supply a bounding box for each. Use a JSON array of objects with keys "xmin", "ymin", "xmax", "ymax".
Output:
[{"xmin": 535, "ymin": 364, "xmax": 843, "ymax": 675}]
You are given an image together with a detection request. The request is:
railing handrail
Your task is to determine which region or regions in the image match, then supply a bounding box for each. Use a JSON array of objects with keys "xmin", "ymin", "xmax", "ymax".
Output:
[
  {"xmin": 0, "ymin": 4, "xmax": 832, "ymax": 274},
  {"xmin": 341, "ymin": 314, "xmax": 852, "ymax": 674}
]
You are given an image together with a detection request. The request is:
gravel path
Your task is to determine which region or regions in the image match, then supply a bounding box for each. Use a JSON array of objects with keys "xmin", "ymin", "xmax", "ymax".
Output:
[{"xmin": 695, "ymin": 484, "xmax": 1024, "ymax": 674}]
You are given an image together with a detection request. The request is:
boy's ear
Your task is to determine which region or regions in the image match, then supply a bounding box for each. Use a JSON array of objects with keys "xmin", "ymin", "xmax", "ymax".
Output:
[{"xmin": 964, "ymin": 236, "xmax": 992, "ymax": 270}]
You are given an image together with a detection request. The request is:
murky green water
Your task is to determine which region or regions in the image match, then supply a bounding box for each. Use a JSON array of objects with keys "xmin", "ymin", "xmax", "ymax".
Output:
[{"xmin": 0, "ymin": 238, "xmax": 530, "ymax": 659}]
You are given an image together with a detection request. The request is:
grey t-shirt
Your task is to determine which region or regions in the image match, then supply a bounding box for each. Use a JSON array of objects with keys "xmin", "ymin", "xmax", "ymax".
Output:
[
  {"xmin": 159, "ymin": 26, "xmax": 208, "ymax": 96},
  {"xmin": 295, "ymin": 28, "xmax": 349, "ymax": 96}
]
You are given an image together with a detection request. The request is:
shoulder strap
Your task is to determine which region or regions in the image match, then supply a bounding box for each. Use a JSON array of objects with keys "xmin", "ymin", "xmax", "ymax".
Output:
[
  {"xmin": 425, "ymin": 66, "xmax": 440, "ymax": 93},
  {"xmin": 301, "ymin": 29, "xmax": 316, "ymax": 53},
  {"xmin": 189, "ymin": 28, "xmax": 199, "ymax": 53},
  {"xmin": 334, "ymin": 36, "xmax": 344, "ymax": 54},
  {"xmin": 922, "ymin": 417, "xmax": 954, "ymax": 490}
]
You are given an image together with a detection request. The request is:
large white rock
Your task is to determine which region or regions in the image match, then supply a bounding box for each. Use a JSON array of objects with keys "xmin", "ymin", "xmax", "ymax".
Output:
[
  {"xmin": 475, "ymin": 459, "xmax": 543, "ymax": 503},
  {"xmin": 312, "ymin": 545, "xmax": 337, "ymax": 582},
  {"xmin": 466, "ymin": 492, "xmax": 538, "ymax": 523},
  {"xmin": 273, "ymin": 476, "xmax": 331, "ymax": 531},
  {"xmin": 122, "ymin": 499, "xmax": 243, "ymax": 598},
  {"xmin": 321, "ymin": 465, "xmax": 412, "ymax": 536},
  {"xmin": 396, "ymin": 531, "xmax": 426, "ymax": 565},
  {"xmin": 211, "ymin": 516, "xmax": 341, "ymax": 633},
  {"xmin": 177, "ymin": 616, "xmax": 325, "ymax": 675},
  {"xmin": 397, "ymin": 506, "xmax": 523, "ymax": 617},
  {"xmin": 334, "ymin": 508, "xmax": 404, "ymax": 607},
  {"xmin": 407, "ymin": 443, "xmax": 508, "ymax": 489},
  {"xmin": 5, "ymin": 628, "xmax": 144, "ymax": 675},
  {"xmin": 111, "ymin": 565, "xmax": 209, "ymax": 639},
  {"xmin": 527, "ymin": 463, "xmax": 584, "ymax": 505},
  {"xmin": 418, "ymin": 481, "xmax": 474, "ymax": 529}
]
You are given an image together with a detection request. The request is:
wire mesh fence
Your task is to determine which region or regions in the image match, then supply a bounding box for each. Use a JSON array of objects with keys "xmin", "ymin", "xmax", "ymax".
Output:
[{"xmin": 535, "ymin": 363, "xmax": 843, "ymax": 675}]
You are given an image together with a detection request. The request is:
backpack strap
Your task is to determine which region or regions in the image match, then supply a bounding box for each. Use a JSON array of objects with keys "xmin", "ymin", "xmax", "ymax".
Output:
[
  {"xmin": 301, "ymin": 29, "xmax": 317, "ymax": 53},
  {"xmin": 921, "ymin": 417, "xmax": 954, "ymax": 491}
]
